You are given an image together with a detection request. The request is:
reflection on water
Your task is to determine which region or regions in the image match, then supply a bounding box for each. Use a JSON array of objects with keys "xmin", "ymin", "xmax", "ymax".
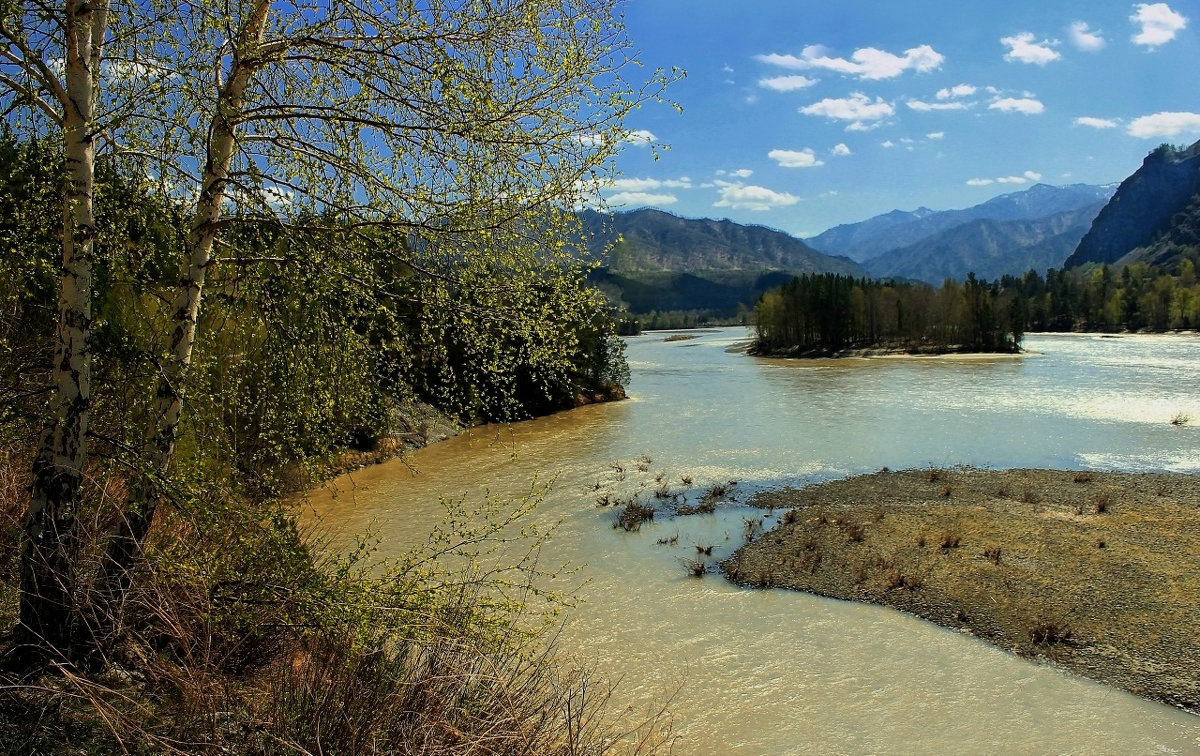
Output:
[{"xmin": 308, "ymin": 330, "xmax": 1200, "ymax": 753}]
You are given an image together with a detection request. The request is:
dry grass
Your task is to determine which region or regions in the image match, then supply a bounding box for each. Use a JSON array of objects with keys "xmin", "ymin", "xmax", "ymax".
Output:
[{"xmin": 0, "ymin": 447, "xmax": 673, "ymax": 755}]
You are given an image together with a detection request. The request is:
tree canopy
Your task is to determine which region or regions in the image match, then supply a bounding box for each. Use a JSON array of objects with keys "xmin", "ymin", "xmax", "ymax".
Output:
[{"xmin": 0, "ymin": 0, "xmax": 667, "ymax": 666}]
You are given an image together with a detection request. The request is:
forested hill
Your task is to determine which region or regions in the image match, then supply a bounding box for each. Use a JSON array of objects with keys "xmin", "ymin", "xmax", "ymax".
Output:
[
  {"xmin": 1066, "ymin": 140, "xmax": 1200, "ymax": 270},
  {"xmin": 577, "ymin": 207, "xmax": 863, "ymax": 275}
]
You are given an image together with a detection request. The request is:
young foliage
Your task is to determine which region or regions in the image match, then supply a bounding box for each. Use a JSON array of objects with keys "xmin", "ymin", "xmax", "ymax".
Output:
[{"xmin": 0, "ymin": 0, "xmax": 669, "ymax": 666}]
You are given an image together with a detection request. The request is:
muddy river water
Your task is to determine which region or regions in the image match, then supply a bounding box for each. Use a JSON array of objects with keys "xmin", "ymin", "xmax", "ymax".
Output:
[{"xmin": 308, "ymin": 331, "xmax": 1200, "ymax": 753}]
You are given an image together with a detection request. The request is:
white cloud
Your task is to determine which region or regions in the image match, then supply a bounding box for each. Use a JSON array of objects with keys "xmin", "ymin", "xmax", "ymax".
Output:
[
  {"xmin": 937, "ymin": 84, "xmax": 978, "ymax": 100},
  {"xmin": 907, "ymin": 99, "xmax": 970, "ymax": 112},
  {"xmin": 713, "ymin": 183, "xmax": 799, "ymax": 211},
  {"xmin": 759, "ymin": 74, "xmax": 819, "ymax": 91},
  {"xmin": 846, "ymin": 121, "xmax": 883, "ymax": 133},
  {"xmin": 1127, "ymin": 111, "xmax": 1200, "ymax": 138},
  {"xmin": 606, "ymin": 177, "xmax": 693, "ymax": 191},
  {"xmin": 573, "ymin": 133, "xmax": 605, "ymax": 147},
  {"xmin": 968, "ymin": 170, "xmax": 1042, "ymax": 186},
  {"xmin": 1131, "ymin": 3, "xmax": 1187, "ymax": 47},
  {"xmin": 573, "ymin": 130, "xmax": 657, "ymax": 148},
  {"xmin": 1001, "ymin": 32, "xmax": 1062, "ymax": 65},
  {"xmin": 607, "ymin": 191, "xmax": 678, "ymax": 206},
  {"xmin": 1075, "ymin": 116, "xmax": 1120, "ymax": 129},
  {"xmin": 832, "ymin": 143, "xmax": 852, "ymax": 156},
  {"xmin": 716, "ymin": 168, "xmax": 754, "ymax": 179},
  {"xmin": 927, "ymin": 132, "xmax": 945, "ymax": 140},
  {"xmin": 624, "ymin": 129, "xmax": 657, "ymax": 146},
  {"xmin": 881, "ymin": 140, "xmax": 896, "ymax": 149},
  {"xmin": 1069, "ymin": 21, "xmax": 1106, "ymax": 51},
  {"xmin": 800, "ymin": 92, "xmax": 894, "ymax": 130},
  {"xmin": 259, "ymin": 185, "xmax": 294, "ymax": 208},
  {"xmin": 756, "ymin": 43, "xmax": 943, "ymax": 80},
  {"xmin": 989, "ymin": 97, "xmax": 1045, "ymax": 115},
  {"xmin": 909, "ymin": 83, "xmax": 979, "ymax": 112},
  {"xmin": 769, "ymin": 148, "xmax": 824, "ymax": 168}
]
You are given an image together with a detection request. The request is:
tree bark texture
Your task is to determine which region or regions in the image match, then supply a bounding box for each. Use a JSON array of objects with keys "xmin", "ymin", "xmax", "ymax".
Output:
[{"xmin": 18, "ymin": 0, "xmax": 106, "ymax": 662}]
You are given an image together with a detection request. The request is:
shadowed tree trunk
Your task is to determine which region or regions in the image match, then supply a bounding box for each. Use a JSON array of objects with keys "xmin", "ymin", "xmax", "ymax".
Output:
[
  {"xmin": 15, "ymin": 0, "xmax": 107, "ymax": 664},
  {"xmin": 91, "ymin": 0, "xmax": 271, "ymax": 643}
]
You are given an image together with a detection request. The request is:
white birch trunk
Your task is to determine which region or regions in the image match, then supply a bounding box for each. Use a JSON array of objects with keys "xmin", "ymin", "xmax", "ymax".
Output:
[
  {"xmin": 19, "ymin": 0, "xmax": 106, "ymax": 660},
  {"xmin": 95, "ymin": 0, "xmax": 273, "ymax": 624}
]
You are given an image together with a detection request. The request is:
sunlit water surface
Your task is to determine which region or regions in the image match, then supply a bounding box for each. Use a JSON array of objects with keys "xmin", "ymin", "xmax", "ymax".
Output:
[{"xmin": 308, "ymin": 331, "xmax": 1200, "ymax": 754}]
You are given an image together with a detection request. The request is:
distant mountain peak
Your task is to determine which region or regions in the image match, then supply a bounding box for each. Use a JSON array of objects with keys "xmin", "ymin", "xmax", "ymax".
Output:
[{"xmin": 805, "ymin": 183, "xmax": 1115, "ymax": 270}]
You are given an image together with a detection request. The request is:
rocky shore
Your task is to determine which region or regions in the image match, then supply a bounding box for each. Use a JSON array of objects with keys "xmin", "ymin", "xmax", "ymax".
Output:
[{"xmin": 722, "ymin": 467, "xmax": 1200, "ymax": 713}]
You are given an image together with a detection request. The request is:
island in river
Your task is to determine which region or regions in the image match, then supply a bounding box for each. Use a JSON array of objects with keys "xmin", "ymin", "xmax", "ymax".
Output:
[{"xmin": 721, "ymin": 467, "xmax": 1200, "ymax": 713}]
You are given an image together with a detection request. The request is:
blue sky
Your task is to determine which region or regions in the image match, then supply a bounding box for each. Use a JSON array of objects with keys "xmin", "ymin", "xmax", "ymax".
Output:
[{"xmin": 604, "ymin": 1, "xmax": 1200, "ymax": 238}]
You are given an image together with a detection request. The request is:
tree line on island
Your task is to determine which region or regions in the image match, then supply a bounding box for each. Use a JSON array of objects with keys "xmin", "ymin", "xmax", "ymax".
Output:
[
  {"xmin": 752, "ymin": 273, "xmax": 1022, "ymax": 356},
  {"xmin": 751, "ymin": 253, "xmax": 1200, "ymax": 356}
]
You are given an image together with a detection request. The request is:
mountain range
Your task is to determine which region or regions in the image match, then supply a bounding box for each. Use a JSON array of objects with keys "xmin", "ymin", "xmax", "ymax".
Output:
[
  {"xmin": 807, "ymin": 183, "xmax": 1116, "ymax": 264},
  {"xmin": 806, "ymin": 184, "xmax": 1115, "ymax": 284},
  {"xmin": 580, "ymin": 143, "xmax": 1200, "ymax": 318}
]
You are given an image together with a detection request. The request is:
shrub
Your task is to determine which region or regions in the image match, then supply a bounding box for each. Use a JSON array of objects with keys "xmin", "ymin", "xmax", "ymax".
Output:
[
  {"xmin": 615, "ymin": 501, "xmax": 656, "ymax": 532},
  {"xmin": 886, "ymin": 571, "xmax": 922, "ymax": 590},
  {"xmin": 1028, "ymin": 622, "xmax": 1072, "ymax": 645}
]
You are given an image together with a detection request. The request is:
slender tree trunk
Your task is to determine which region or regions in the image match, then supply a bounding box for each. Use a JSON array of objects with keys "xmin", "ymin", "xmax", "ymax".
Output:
[
  {"xmin": 17, "ymin": 0, "xmax": 105, "ymax": 664},
  {"xmin": 91, "ymin": 1, "xmax": 271, "ymax": 641}
]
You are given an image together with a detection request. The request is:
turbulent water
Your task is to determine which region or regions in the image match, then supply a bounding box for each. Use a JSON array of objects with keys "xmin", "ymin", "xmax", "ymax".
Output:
[{"xmin": 307, "ymin": 331, "xmax": 1200, "ymax": 754}]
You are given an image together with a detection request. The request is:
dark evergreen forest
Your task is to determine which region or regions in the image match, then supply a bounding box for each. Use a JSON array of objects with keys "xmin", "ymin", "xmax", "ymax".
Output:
[{"xmin": 753, "ymin": 254, "xmax": 1200, "ymax": 356}]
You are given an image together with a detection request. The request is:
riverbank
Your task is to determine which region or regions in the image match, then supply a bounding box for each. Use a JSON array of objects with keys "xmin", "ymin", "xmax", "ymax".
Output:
[
  {"xmin": 306, "ymin": 387, "xmax": 626, "ymax": 484},
  {"xmin": 722, "ymin": 467, "xmax": 1200, "ymax": 713}
]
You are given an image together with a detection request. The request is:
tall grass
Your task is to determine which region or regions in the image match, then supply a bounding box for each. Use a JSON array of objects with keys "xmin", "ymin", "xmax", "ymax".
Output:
[{"xmin": 0, "ymin": 446, "xmax": 672, "ymax": 754}]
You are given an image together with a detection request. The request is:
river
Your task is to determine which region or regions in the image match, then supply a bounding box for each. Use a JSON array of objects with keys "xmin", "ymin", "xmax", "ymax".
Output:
[{"xmin": 307, "ymin": 330, "xmax": 1200, "ymax": 754}]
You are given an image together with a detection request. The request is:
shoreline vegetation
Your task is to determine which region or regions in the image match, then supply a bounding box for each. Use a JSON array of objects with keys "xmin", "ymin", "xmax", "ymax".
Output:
[{"xmin": 720, "ymin": 467, "xmax": 1200, "ymax": 714}]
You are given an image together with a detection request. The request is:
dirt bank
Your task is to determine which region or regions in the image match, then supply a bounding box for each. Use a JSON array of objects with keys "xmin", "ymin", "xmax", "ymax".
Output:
[{"xmin": 721, "ymin": 467, "xmax": 1200, "ymax": 713}]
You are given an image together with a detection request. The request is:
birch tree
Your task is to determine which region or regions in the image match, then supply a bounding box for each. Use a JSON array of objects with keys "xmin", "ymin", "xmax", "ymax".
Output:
[
  {"xmin": 0, "ymin": 0, "xmax": 115, "ymax": 661},
  {"xmin": 2, "ymin": 0, "xmax": 668, "ymax": 662}
]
